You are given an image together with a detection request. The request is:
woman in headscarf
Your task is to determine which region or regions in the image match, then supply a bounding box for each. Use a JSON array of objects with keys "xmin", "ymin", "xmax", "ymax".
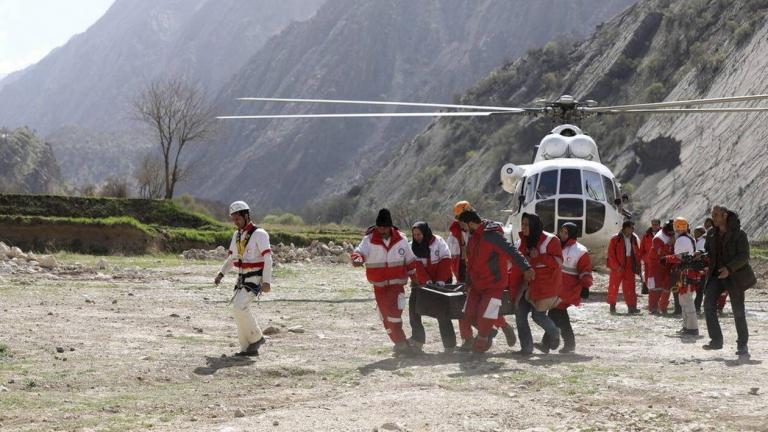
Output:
[
  {"xmin": 514, "ymin": 212, "xmax": 563, "ymax": 355},
  {"xmin": 407, "ymin": 221, "xmax": 456, "ymax": 353}
]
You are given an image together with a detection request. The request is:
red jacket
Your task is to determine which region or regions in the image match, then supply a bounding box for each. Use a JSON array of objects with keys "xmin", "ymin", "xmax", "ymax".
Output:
[
  {"xmin": 607, "ymin": 232, "xmax": 641, "ymax": 273},
  {"xmin": 465, "ymin": 220, "xmax": 531, "ymax": 293},
  {"xmin": 352, "ymin": 227, "xmax": 428, "ymax": 287},
  {"xmin": 446, "ymin": 221, "xmax": 468, "ymax": 282},
  {"xmin": 518, "ymin": 231, "xmax": 563, "ymax": 301},
  {"xmin": 647, "ymin": 230, "xmax": 674, "ymax": 289},
  {"xmin": 413, "ymin": 235, "xmax": 453, "ymax": 283},
  {"xmin": 639, "ymin": 229, "xmax": 655, "ymax": 264},
  {"xmin": 558, "ymin": 239, "xmax": 592, "ymax": 308}
]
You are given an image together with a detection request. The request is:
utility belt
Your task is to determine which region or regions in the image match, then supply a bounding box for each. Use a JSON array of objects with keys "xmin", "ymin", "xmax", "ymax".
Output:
[{"xmin": 235, "ymin": 270, "xmax": 263, "ymax": 295}]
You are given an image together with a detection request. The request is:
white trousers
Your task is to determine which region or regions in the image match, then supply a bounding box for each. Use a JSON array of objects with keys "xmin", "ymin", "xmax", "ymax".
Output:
[
  {"xmin": 232, "ymin": 288, "xmax": 263, "ymax": 351},
  {"xmin": 679, "ymin": 290, "xmax": 698, "ymax": 330}
]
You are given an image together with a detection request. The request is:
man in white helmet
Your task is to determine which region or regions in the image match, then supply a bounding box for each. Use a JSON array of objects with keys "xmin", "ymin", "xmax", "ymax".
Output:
[{"xmin": 214, "ymin": 201, "xmax": 273, "ymax": 356}]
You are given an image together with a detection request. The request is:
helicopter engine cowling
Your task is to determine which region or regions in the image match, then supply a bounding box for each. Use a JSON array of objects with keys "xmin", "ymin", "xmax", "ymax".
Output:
[{"xmin": 500, "ymin": 163, "xmax": 525, "ymax": 193}]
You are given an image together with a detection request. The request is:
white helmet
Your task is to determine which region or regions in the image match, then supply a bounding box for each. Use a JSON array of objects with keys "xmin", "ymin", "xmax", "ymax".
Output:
[{"xmin": 229, "ymin": 201, "xmax": 250, "ymax": 215}]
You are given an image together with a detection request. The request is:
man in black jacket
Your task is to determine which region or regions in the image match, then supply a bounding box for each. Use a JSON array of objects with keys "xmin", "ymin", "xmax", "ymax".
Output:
[{"xmin": 702, "ymin": 206, "xmax": 757, "ymax": 358}]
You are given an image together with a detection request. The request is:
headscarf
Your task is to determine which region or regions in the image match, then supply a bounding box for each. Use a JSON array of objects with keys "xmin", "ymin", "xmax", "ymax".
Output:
[
  {"xmin": 522, "ymin": 213, "xmax": 543, "ymax": 251},
  {"xmin": 411, "ymin": 221, "xmax": 434, "ymax": 259}
]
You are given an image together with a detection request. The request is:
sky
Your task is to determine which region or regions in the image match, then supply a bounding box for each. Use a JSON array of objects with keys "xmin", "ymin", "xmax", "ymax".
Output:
[{"xmin": 0, "ymin": 0, "xmax": 115, "ymax": 76}]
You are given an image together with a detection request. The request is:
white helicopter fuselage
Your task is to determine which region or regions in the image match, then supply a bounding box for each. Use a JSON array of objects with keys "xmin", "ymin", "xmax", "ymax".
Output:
[{"xmin": 500, "ymin": 125, "xmax": 625, "ymax": 253}]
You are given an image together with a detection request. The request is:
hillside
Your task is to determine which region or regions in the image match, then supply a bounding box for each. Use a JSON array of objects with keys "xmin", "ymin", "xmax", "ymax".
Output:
[
  {"xmin": 352, "ymin": 0, "xmax": 768, "ymax": 239},
  {"xmin": 0, "ymin": 128, "xmax": 63, "ymax": 194},
  {"xmin": 187, "ymin": 0, "xmax": 636, "ymax": 210}
]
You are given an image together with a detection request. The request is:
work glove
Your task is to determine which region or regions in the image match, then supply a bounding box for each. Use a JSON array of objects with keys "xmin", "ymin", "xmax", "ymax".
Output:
[{"xmin": 580, "ymin": 287, "xmax": 590, "ymax": 299}]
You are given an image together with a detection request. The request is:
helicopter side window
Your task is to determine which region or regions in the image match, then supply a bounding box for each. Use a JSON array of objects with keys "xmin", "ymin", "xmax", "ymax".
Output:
[
  {"xmin": 524, "ymin": 173, "xmax": 538, "ymax": 205},
  {"xmin": 584, "ymin": 170, "xmax": 606, "ymax": 201},
  {"xmin": 602, "ymin": 175, "xmax": 616, "ymax": 205},
  {"xmin": 559, "ymin": 169, "xmax": 582, "ymax": 195},
  {"xmin": 536, "ymin": 170, "xmax": 558, "ymax": 199},
  {"xmin": 586, "ymin": 201, "xmax": 606, "ymax": 234},
  {"xmin": 535, "ymin": 200, "xmax": 556, "ymax": 233}
]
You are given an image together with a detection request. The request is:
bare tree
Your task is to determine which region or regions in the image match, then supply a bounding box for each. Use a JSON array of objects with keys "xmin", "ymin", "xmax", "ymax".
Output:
[
  {"xmin": 134, "ymin": 78, "xmax": 216, "ymax": 199},
  {"xmin": 134, "ymin": 153, "xmax": 164, "ymax": 199},
  {"xmin": 100, "ymin": 176, "xmax": 129, "ymax": 198}
]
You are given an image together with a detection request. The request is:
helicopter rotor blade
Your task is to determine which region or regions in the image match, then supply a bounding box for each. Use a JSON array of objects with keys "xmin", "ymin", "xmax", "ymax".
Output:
[
  {"xmin": 586, "ymin": 94, "xmax": 768, "ymax": 112},
  {"xmin": 237, "ymin": 97, "xmax": 528, "ymax": 112},
  {"xmin": 217, "ymin": 110, "xmax": 525, "ymax": 120},
  {"xmin": 595, "ymin": 107, "xmax": 768, "ymax": 114}
]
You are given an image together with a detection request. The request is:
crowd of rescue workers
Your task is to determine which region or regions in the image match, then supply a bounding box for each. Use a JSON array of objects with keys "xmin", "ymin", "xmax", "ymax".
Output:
[{"xmin": 214, "ymin": 200, "xmax": 757, "ymax": 360}]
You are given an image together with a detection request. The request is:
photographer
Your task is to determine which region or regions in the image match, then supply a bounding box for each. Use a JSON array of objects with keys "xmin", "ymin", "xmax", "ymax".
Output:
[{"xmin": 702, "ymin": 206, "xmax": 757, "ymax": 358}]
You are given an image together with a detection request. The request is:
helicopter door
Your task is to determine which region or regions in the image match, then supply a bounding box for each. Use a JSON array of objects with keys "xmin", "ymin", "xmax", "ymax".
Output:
[{"xmin": 534, "ymin": 170, "xmax": 558, "ymax": 232}]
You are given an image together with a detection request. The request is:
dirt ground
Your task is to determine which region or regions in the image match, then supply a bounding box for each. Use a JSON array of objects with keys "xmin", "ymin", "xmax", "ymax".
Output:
[{"xmin": 1, "ymin": 255, "xmax": 767, "ymax": 432}]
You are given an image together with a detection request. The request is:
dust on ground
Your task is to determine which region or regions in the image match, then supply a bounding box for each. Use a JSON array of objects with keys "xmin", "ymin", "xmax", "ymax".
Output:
[{"xmin": 1, "ymin": 254, "xmax": 767, "ymax": 432}]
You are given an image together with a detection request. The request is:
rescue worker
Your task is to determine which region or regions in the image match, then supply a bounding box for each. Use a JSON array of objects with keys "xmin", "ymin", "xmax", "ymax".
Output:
[
  {"xmin": 214, "ymin": 201, "xmax": 272, "ymax": 357},
  {"xmin": 663, "ymin": 217, "xmax": 699, "ymax": 336},
  {"xmin": 693, "ymin": 225, "xmax": 707, "ymax": 313},
  {"xmin": 647, "ymin": 220, "xmax": 675, "ymax": 315},
  {"xmin": 536, "ymin": 222, "xmax": 592, "ymax": 353},
  {"xmin": 457, "ymin": 209, "xmax": 533, "ymax": 354},
  {"xmin": 606, "ymin": 220, "xmax": 641, "ymax": 314},
  {"xmin": 512, "ymin": 213, "xmax": 563, "ymax": 355},
  {"xmin": 408, "ymin": 221, "xmax": 456, "ymax": 353},
  {"xmin": 447, "ymin": 201, "xmax": 517, "ymax": 351},
  {"xmin": 702, "ymin": 206, "xmax": 756, "ymax": 358},
  {"xmin": 351, "ymin": 208, "xmax": 428, "ymax": 357},
  {"xmin": 639, "ymin": 219, "xmax": 661, "ymax": 294}
]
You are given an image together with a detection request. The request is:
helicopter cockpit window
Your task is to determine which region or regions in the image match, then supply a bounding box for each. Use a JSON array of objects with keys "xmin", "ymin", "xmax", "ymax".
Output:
[
  {"xmin": 586, "ymin": 200, "xmax": 606, "ymax": 234},
  {"xmin": 536, "ymin": 170, "xmax": 558, "ymax": 199},
  {"xmin": 559, "ymin": 169, "xmax": 581, "ymax": 195},
  {"xmin": 524, "ymin": 174, "xmax": 538, "ymax": 205},
  {"xmin": 535, "ymin": 200, "xmax": 556, "ymax": 233},
  {"xmin": 584, "ymin": 170, "xmax": 606, "ymax": 201},
  {"xmin": 602, "ymin": 175, "xmax": 616, "ymax": 205}
]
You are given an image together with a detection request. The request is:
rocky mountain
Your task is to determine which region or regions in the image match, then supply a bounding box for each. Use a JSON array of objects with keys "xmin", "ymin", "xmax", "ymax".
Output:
[
  {"xmin": 0, "ymin": 128, "xmax": 63, "ymax": 194},
  {"xmin": 188, "ymin": 0, "xmax": 637, "ymax": 211},
  {"xmin": 352, "ymin": 0, "xmax": 768, "ymax": 239},
  {"xmin": 0, "ymin": 0, "xmax": 325, "ymax": 185}
]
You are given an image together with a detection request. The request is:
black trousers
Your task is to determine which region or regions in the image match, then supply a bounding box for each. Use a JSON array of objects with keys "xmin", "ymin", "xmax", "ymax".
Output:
[
  {"xmin": 694, "ymin": 277, "xmax": 706, "ymax": 311},
  {"xmin": 541, "ymin": 308, "xmax": 575, "ymax": 349},
  {"xmin": 704, "ymin": 277, "xmax": 748, "ymax": 348},
  {"xmin": 408, "ymin": 288, "xmax": 457, "ymax": 349}
]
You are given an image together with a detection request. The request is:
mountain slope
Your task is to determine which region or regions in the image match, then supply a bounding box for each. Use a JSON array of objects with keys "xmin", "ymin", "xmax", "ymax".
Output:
[
  {"xmin": 353, "ymin": 0, "xmax": 768, "ymax": 238},
  {"xmin": 189, "ymin": 0, "xmax": 636, "ymax": 210}
]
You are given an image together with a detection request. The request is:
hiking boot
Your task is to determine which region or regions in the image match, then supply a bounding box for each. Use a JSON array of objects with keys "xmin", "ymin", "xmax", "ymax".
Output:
[
  {"xmin": 559, "ymin": 343, "xmax": 575, "ymax": 354},
  {"xmin": 736, "ymin": 346, "xmax": 750, "ymax": 358},
  {"xmin": 513, "ymin": 349, "xmax": 533, "ymax": 357},
  {"xmin": 393, "ymin": 341, "xmax": 415, "ymax": 357},
  {"xmin": 685, "ymin": 329, "xmax": 699, "ymax": 336},
  {"xmin": 236, "ymin": 337, "xmax": 266, "ymax": 356},
  {"xmin": 407, "ymin": 337, "xmax": 424, "ymax": 354},
  {"xmin": 457, "ymin": 338, "xmax": 475, "ymax": 352},
  {"xmin": 501, "ymin": 324, "xmax": 517, "ymax": 347},
  {"xmin": 702, "ymin": 341, "xmax": 723, "ymax": 350},
  {"xmin": 627, "ymin": 307, "xmax": 641, "ymax": 315},
  {"xmin": 609, "ymin": 304, "xmax": 617, "ymax": 315},
  {"xmin": 533, "ymin": 342, "xmax": 550, "ymax": 354},
  {"xmin": 486, "ymin": 329, "xmax": 499, "ymax": 351},
  {"xmin": 649, "ymin": 309, "xmax": 660, "ymax": 316}
]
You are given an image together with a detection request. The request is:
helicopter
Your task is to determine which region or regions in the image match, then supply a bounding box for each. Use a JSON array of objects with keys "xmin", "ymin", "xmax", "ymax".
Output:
[{"xmin": 218, "ymin": 93, "xmax": 768, "ymax": 251}]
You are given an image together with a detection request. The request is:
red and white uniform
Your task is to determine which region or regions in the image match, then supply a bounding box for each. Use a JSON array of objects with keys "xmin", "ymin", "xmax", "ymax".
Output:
[
  {"xmin": 464, "ymin": 220, "xmax": 531, "ymax": 352},
  {"xmin": 606, "ymin": 232, "xmax": 640, "ymax": 308},
  {"xmin": 219, "ymin": 223, "xmax": 273, "ymax": 351},
  {"xmin": 417, "ymin": 235, "xmax": 452, "ymax": 283},
  {"xmin": 447, "ymin": 220, "xmax": 508, "ymax": 340},
  {"xmin": 639, "ymin": 228, "xmax": 655, "ymax": 284},
  {"xmin": 352, "ymin": 228, "xmax": 427, "ymax": 343},
  {"xmin": 515, "ymin": 232, "xmax": 563, "ymax": 303},
  {"xmin": 664, "ymin": 233, "xmax": 699, "ymax": 330},
  {"xmin": 557, "ymin": 239, "xmax": 592, "ymax": 309},
  {"xmin": 647, "ymin": 230, "xmax": 674, "ymax": 312}
]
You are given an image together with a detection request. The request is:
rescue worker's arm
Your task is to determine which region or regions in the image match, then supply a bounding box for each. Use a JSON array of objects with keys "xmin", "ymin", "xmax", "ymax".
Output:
[
  {"xmin": 535, "ymin": 238, "xmax": 563, "ymax": 270},
  {"xmin": 446, "ymin": 234, "xmax": 462, "ymax": 280},
  {"xmin": 215, "ymin": 232, "xmax": 237, "ymax": 285},
  {"xmin": 254, "ymin": 230, "xmax": 273, "ymax": 293},
  {"xmin": 351, "ymin": 236, "xmax": 371, "ymax": 267},
  {"xmin": 606, "ymin": 237, "xmax": 620, "ymax": 272},
  {"xmin": 577, "ymin": 253, "xmax": 593, "ymax": 290},
  {"xmin": 483, "ymin": 231, "xmax": 534, "ymax": 280},
  {"xmin": 435, "ymin": 239, "xmax": 453, "ymax": 283},
  {"xmin": 403, "ymin": 245, "xmax": 429, "ymax": 285}
]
